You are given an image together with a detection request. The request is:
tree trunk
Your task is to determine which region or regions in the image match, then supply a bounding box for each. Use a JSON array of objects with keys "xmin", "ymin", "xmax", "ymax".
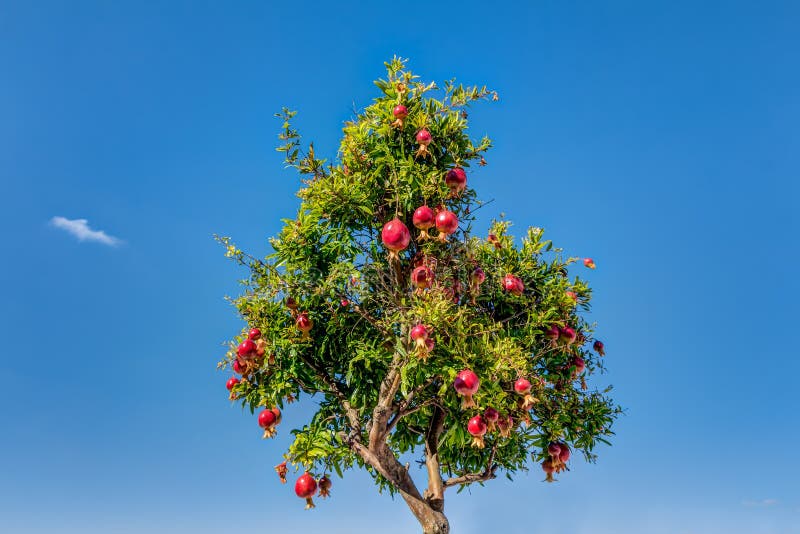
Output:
[{"xmin": 401, "ymin": 493, "xmax": 450, "ymax": 534}]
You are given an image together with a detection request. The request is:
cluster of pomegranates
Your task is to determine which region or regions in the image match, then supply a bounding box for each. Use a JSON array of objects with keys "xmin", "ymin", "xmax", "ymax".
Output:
[
  {"xmin": 290, "ymin": 472, "xmax": 332, "ymax": 509},
  {"xmin": 226, "ymin": 327, "xmax": 269, "ymax": 399},
  {"xmin": 382, "ymin": 204, "xmax": 460, "ymax": 258},
  {"xmin": 541, "ymin": 441, "xmax": 571, "ymax": 482},
  {"xmin": 453, "ymin": 369, "xmax": 543, "ymax": 448}
]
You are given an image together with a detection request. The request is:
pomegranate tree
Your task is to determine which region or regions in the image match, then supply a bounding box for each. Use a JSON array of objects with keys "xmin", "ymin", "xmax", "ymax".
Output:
[{"xmin": 216, "ymin": 59, "xmax": 619, "ymax": 534}]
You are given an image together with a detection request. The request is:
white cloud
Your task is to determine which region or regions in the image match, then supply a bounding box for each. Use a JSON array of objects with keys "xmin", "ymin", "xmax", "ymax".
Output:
[
  {"xmin": 50, "ymin": 216, "xmax": 122, "ymax": 246},
  {"xmin": 742, "ymin": 499, "xmax": 778, "ymax": 507}
]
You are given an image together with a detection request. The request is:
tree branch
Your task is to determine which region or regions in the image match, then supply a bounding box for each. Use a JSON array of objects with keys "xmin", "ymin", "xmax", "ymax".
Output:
[
  {"xmin": 443, "ymin": 445, "xmax": 498, "ymax": 488},
  {"xmin": 423, "ymin": 405, "xmax": 447, "ymax": 511},
  {"xmin": 298, "ymin": 354, "xmax": 361, "ymax": 435}
]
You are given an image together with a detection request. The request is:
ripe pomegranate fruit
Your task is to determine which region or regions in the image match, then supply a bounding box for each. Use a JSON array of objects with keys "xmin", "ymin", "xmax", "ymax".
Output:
[
  {"xmin": 497, "ymin": 414, "xmax": 514, "ymax": 438},
  {"xmin": 255, "ymin": 338, "xmax": 267, "ymax": 358},
  {"xmin": 558, "ymin": 443, "xmax": 571, "ymax": 464},
  {"xmin": 410, "ymin": 324, "xmax": 431, "ymax": 359},
  {"xmin": 340, "ymin": 299, "xmax": 349, "ymax": 307},
  {"xmin": 424, "ymin": 338, "xmax": 435, "ymax": 353},
  {"xmin": 445, "ymin": 167, "xmax": 467, "ymax": 196},
  {"xmin": 318, "ymin": 475, "xmax": 332, "ymax": 498},
  {"xmin": 502, "ymin": 274, "xmax": 524, "ymax": 296},
  {"xmin": 469, "ymin": 267, "xmax": 486, "ymax": 303},
  {"xmin": 226, "ymin": 377, "xmax": 239, "ymax": 400},
  {"xmin": 412, "ymin": 205, "xmax": 436, "ymax": 240},
  {"xmin": 232, "ymin": 359, "xmax": 246, "ymax": 375},
  {"xmin": 467, "ymin": 415, "xmax": 488, "ymax": 448},
  {"xmin": 541, "ymin": 457, "xmax": 557, "ymax": 482},
  {"xmin": 572, "ymin": 356, "xmax": 586, "ymax": 377},
  {"xmin": 435, "ymin": 209, "xmax": 458, "ymax": 242},
  {"xmin": 544, "ymin": 324, "xmax": 560, "ymax": 341},
  {"xmin": 484, "ymin": 407, "xmax": 499, "ymax": 432},
  {"xmin": 514, "ymin": 377, "xmax": 538, "ymax": 410},
  {"xmin": 487, "ymin": 233, "xmax": 501, "ymax": 249},
  {"xmin": 271, "ymin": 407, "xmax": 282, "ymax": 424},
  {"xmin": 583, "ymin": 257, "xmax": 596, "ymax": 269},
  {"xmin": 295, "ymin": 473, "xmax": 318, "ymax": 509},
  {"xmin": 547, "ymin": 442, "xmax": 562, "ymax": 458},
  {"xmin": 275, "ymin": 461, "xmax": 288, "ymax": 484},
  {"xmin": 453, "ymin": 369, "xmax": 480, "ymax": 409},
  {"xmin": 559, "ymin": 326, "xmax": 577, "ymax": 345},
  {"xmin": 226, "ymin": 377, "xmax": 240, "ymax": 391},
  {"xmin": 381, "ymin": 218, "xmax": 411, "ymax": 260},
  {"xmin": 296, "ymin": 312, "xmax": 313, "ymax": 340},
  {"xmin": 415, "ymin": 129, "xmax": 432, "ymax": 157},
  {"xmin": 391, "ymin": 104, "xmax": 408, "ymax": 128},
  {"xmin": 593, "ymin": 340, "xmax": 605, "ymax": 356},
  {"xmin": 411, "ymin": 265, "xmax": 434, "ymax": 294},
  {"xmin": 285, "ymin": 296, "xmax": 298, "ymax": 311},
  {"xmin": 248, "ymin": 328, "xmax": 261, "ymax": 340},
  {"xmin": 237, "ymin": 339, "xmax": 256, "ymax": 358},
  {"xmin": 258, "ymin": 409, "xmax": 278, "ymax": 439}
]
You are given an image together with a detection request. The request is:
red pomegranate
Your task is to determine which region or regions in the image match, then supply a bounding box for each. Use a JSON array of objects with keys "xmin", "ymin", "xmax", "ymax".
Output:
[
  {"xmin": 258, "ymin": 409, "xmax": 277, "ymax": 439},
  {"xmin": 470, "ymin": 267, "xmax": 486, "ymax": 287},
  {"xmin": 593, "ymin": 340, "xmax": 605, "ymax": 356},
  {"xmin": 412, "ymin": 205, "xmax": 436, "ymax": 240},
  {"xmin": 275, "ymin": 461, "xmax": 288, "ymax": 484},
  {"xmin": 232, "ymin": 359, "xmax": 246, "ymax": 375},
  {"xmin": 391, "ymin": 104, "xmax": 408, "ymax": 128},
  {"xmin": 547, "ymin": 442, "xmax": 562, "ymax": 458},
  {"xmin": 502, "ymin": 274, "xmax": 524, "ymax": 296},
  {"xmin": 295, "ymin": 473, "xmax": 318, "ymax": 509},
  {"xmin": 497, "ymin": 414, "xmax": 514, "ymax": 438},
  {"xmin": 487, "ymin": 233, "xmax": 501, "ymax": 249},
  {"xmin": 583, "ymin": 257, "xmax": 596, "ymax": 269},
  {"xmin": 424, "ymin": 338, "xmax": 435, "ymax": 353},
  {"xmin": 435, "ymin": 209, "xmax": 458, "ymax": 242},
  {"xmin": 541, "ymin": 457, "xmax": 557, "ymax": 482},
  {"xmin": 237, "ymin": 339, "xmax": 256, "ymax": 358},
  {"xmin": 453, "ymin": 369, "xmax": 480, "ymax": 409},
  {"xmin": 318, "ymin": 475, "xmax": 332, "ymax": 498},
  {"xmin": 226, "ymin": 377, "xmax": 239, "ymax": 400},
  {"xmin": 416, "ymin": 129, "xmax": 432, "ymax": 157},
  {"xmin": 285, "ymin": 296, "xmax": 298, "ymax": 310},
  {"xmin": 559, "ymin": 326, "xmax": 577, "ymax": 345},
  {"xmin": 381, "ymin": 218, "xmax": 411, "ymax": 260},
  {"xmin": 248, "ymin": 328, "xmax": 261, "ymax": 340},
  {"xmin": 544, "ymin": 325, "xmax": 560, "ymax": 342},
  {"xmin": 271, "ymin": 407, "xmax": 282, "ymax": 424},
  {"xmin": 340, "ymin": 299, "xmax": 349, "ymax": 307},
  {"xmin": 558, "ymin": 443, "xmax": 571, "ymax": 464},
  {"xmin": 484, "ymin": 407, "xmax": 499, "ymax": 432},
  {"xmin": 410, "ymin": 324, "xmax": 429, "ymax": 350},
  {"xmin": 467, "ymin": 415, "xmax": 488, "ymax": 448},
  {"xmin": 255, "ymin": 338, "xmax": 267, "ymax": 358},
  {"xmin": 296, "ymin": 312, "xmax": 313, "ymax": 340},
  {"xmin": 411, "ymin": 265, "xmax": 434, "ymax": 294},
  {"xmin": 445, "ymin": 167, "xmax": 467, "ymax": 196},
  {"xmin": 565, "ymin": 291, "xmax": 578, "ymax": 303},
  {"xmin": 572, "ymin": 356, "xmax": 586, "ymax": 376},
  {"xmin": 514, "ymin": 377, "xmax": 531, "ymax": 395},
  {"xmin": 515, "ymin": 377, "xmax": 538, "ymax": 410}
]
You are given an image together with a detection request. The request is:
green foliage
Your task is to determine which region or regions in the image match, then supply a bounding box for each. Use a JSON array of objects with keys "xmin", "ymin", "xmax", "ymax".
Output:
[{"xmin": 217, "ymin": 57, "xmax": 620, "ymax": 497}]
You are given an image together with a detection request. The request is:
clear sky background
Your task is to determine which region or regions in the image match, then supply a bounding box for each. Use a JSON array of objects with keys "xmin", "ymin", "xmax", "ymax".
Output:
[{"xmin": 1, "ymin": 1, "xmax": 799, "ymax": 533}]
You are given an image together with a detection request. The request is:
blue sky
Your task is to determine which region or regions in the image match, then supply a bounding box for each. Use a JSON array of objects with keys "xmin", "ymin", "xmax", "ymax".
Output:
[{"xmin": 1, "ymin": 1, "xmax": 799, "ymax": 532}]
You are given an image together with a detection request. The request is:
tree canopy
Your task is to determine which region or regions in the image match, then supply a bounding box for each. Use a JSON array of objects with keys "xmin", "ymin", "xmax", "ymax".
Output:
[{"xmin": 217, "ymin": 57, "xmax": 620, "ymax": 534}]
